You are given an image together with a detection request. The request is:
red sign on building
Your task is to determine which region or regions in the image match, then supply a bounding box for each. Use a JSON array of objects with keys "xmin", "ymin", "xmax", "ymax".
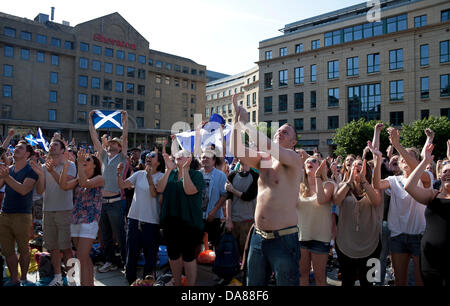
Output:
[{"xmin": 93, "ymin": 33, "xmax": 136, "ymax": 50}]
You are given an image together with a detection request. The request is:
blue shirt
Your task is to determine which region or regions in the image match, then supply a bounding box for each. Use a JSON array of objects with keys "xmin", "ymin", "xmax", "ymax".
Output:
[
  {"xmin": 2, "ymin": 163, "xmax": 38, "ymax": 214},
  {"xmin": 201, "ymin": 168, "xmax": 228, "ymax": 219}
]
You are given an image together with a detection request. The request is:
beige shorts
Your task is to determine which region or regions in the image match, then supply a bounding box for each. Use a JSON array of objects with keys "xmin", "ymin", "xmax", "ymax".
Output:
[
  {"xmin": 0, "ymin": 213, "xmax": 32, "ymax": 258},
  {"xmin": 43, "ymin": 210, "xmax": 73, "ymax": 251}
]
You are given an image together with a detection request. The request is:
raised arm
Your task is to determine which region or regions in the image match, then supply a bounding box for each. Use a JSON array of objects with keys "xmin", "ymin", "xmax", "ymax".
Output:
[
  {"xmin": 420, "ymin": 128, "xmax": 434, "ymax": 161},
  {"xmin": 193, "ymin": 121, "xmax": 204, "ymax": 159},
  {"xmin": 315, "ymin": 161, "xmax": 334, "ymax": 205},
  {"xmin": 59, "ymin": 158, "xmax": 78, "ymax": 191},
  {"xmin": 404, "ymin": 143, "xmax": 436, "ymax": 205},
  {"xmin": 333, "ymin": 163, "xmax": 356, "ymax": 206},
  {"xmin": 372, "ymin": 123, "xmax": 384, "ymax": 151},
  {"xmin": 156, "ymin": 153, "xmax": 175, "ymax": 193},
  {"xmin": 88, "ymin": 110, "xmax": 103, "ymax": 154},
  {"xmin": 1, "ymin": 129, "xmax": 14, "ymax": 150},
  {"xmin": 0, "ymin": 165, "xmax": 36, "ymax": 196},
  {"xmin": 181, "ymin": 156, "xmax": 198, "ymax": 195},
  {"xmin": 121, "ymin": 111, "xmax": 128, "ymax": 157},
  {"xmin": 368, "ymin": 141, "xmax": 390, "ymax": 190},
  {"xmin": 360, "ymin": 160, "xmax": 382, "ymax": 207},
  {"xmin": 77, "ymin": 150, "xmax": 104, "ymax": 189},
  {"xmin": 170, "ymin": 135, "xmax": 179, "ymax": 158},
  {"xmin": 447, "ymin": 139, "xmax": 450, "ymax": 161},
  {"xmin": 29, "ymin": 160, "xmax": 45, "ymax": 195},
  {"xmin": 117, "ymin": 162, "xmax": 133, "ymax": 190}
]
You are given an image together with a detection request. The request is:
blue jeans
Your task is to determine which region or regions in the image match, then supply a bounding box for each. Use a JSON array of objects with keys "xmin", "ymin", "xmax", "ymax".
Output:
[
  {"xmin": 246, "ymin": 227, "xmax": 300, "ymax": 286},
  {"xmin": 99, "ymin": 199, "xmax": 126, "ymax": 264},
  {"xmin": 379, "ymin": 221, "xmax": 390, "ymax": 284},
  {"xmin": 125, "ymin": 218, "xmax": 160, "ymax": 284}
]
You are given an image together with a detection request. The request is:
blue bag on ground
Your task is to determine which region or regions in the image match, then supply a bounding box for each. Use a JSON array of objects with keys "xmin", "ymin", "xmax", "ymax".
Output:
[{"xmin": 212, "ymin": 233, "xmax": 240, "ymax": 279}]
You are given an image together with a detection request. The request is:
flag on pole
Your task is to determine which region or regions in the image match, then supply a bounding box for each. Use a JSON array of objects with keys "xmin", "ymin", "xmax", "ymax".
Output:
[
  {"xmin": 91, "ymin": 110, "xmax": 123, "ymax": 129},
  {"xmin": 25, "ymin": 134, "xmax": 39, "ymax": 146},
  {"xmin": 36, "ymin": 128, "xmax": 49, "ymax": 152}
]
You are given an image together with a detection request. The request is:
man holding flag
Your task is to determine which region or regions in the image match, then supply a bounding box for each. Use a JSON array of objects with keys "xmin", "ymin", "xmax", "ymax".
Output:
[{"xmin": 89, "ymin": 109, "xmax": 128, "ymax": 272}]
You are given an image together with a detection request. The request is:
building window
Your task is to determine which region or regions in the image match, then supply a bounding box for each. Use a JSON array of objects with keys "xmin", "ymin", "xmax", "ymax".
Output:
[
  {"xmin": 252, "ymin": 92, "xmax": 257, "ymax": 105},
  {"xmin": 390, "ymin": 111, "xmax": 404, "ymax": 126},
  {"xmin": 246, "ymin": 94, "xmax": 251, "ymax": 107},
  {"xmin": 155, "ymin": 88, "xmax": 161, "ymax": 98},
  {"xmin": 441, "ymin": 74, "xmax": 450, "ymax": 97},
  {"xmin": 414, "ymin": 15, "xmax": 427, "ymax": 28},
  {"xmin": 36, "ymin": 34, "xmax": 47, "ymax": 44},
  {"xmin": 311, "ymin": 91, "xmax": 316, "ymax": 109},
  {"xmin": 126, "ymin": 83, "xmax": 134, "ymax": 94},
  {"xmin": 294, "ymin": 67, "xmax": 304, "ymax": 85},
  {"xmin": 137, "ymin": 100, "xmax": 145, "ymax": 111},
  {"xmin": 104, "ymin": 79, "xmax": 112, "ymax": 91},
  {"xmin": 294, "ymin": 118, "xmax": 303, "ymax": 132},
  {"xmin": 421, "ymin": 109, "xmax": 430, "ymax": 120},
  {"xmin": 363, "ymin": 21, "xmax": 383, "ymax": 38},
  {"xmin": 48, "ymin": 110, "xmax": 57, "ymax": 121},
  {"xmin": 420, "ymin": 77, "xmax": 429, "ymax": 99},
  {"xmin": 138, "ymin": 55, "xmax": 146, "ymax": 64},
  {"xmin": 440, "ymin": 40, "xmax": 450, "ymax": 63},
  {"xmin": 51, "ymin": 37, "xmax": 61, "ymax": 48},
  {"xmin": 442, "ymin": 9, "xmax": 450, "ymax": 22},
  {"xmin": 64, "ymin": 41, "xmax": 74, "ymax": 50},
  {"xmin": 91, "ymin": 77, "xmax": 100, "ymax": 89},
  {"xmin": 4, "ymin": 45, "xmax": 14, "ymax": 58},
  {"xmin": 93, "ymin": 45, "xmax": 102, "ymax": 55},
  {"xmin": 50, "ymin": 72, "xmax": 58, "ymax": 84},
  {"xmin": 279, "ymin": 70, "xmax": 288, "ymax": 87},
  {"xmin": 36, "ymin": 51, "xmax": 45, "ymax": 63},
  {"xmin": 77, "ymin": 111, "xmax": 87, "ymax": 123},
  {"xmin": 138, "ymin": 69, "xmax": 145, "ymax": 79},
  {"xmin": 155, "ymin": 75, "xmax": 161, "ymax": 84},
  {"xmin": 347, "ymin": 57, "xmax": 358, "ymax": 76},
  {"xmin": 183, "ymin": 66, "xmax": 189, "ymax": 74},
  {"xmin": 264, "ymin": 73, "xmax": 273, "ymax": 89},
  {"xmin": 2, "ymin": 85, "xmax": 12, "ymax": 97},
  {"xmin": 252, "ymin": 110, "xmax": 256, "ymax": 122},
  {"xmin": 80, "ymin": 42, "xmax": 89, "ymax": 52},
  {"xmin": 387, "ymin": 14, "xmax": 407, "ymax": 33},
  {"xmin": 441, "ymin": 108, "xmax": 450, "ymax": 120},
  {"xmin": 174, "ymin": 64, "xmax": 180, "ymax": 71},
  {"xmin": 279, "ymin": 47, "xmax": 287, "ymax": 57},
  {"xmin": 138, "ymin": 85, "xmax": 145, "ymax": 96},
  {"xmin": 310, "ymin": 65, "xmax": 317, "ymax": 82},
  {"xmin": 154, "ymin": 61, "xmax": 162, "ymax": 68},
  {"xmin": 311, "ymin": 39, "xmax": 320, "ymax": 50},
  {"xmin": 78, "ymin": 75, "xmax": 88, "ymax": 88},
  {"xmin": 78, "ymin": 93, "xmax": 87, "ymax": 105},
  {"xmin": 264, "ymin": 96, "xmax": 272, "ymax": 113},
  {"xmin": 328, "ymin": 116, "xmax": 339, "ymax": 130},
  {"xmin": 367, "ymin": 53, "xmax": 380, "ymax": 73},
  {"xmin": 3, "ymin": 27, "xmax": 15, "ymax": 38},
  {"xmin": 155, "ymin": 104, "xmax": 160, "ymax": 113},
  {"xmin": 51, "ymin": 54, "xmax": 59, "ymax": 66},
  {"xmin": 21, "ymin": 48, "xmax": 30, "ymax": 60},
  {"xmin": 295, "ymin": 43, "xmax": 303, "ymax": 54},
  {"xmin": 328, "ymin": 88, "xmax": 339, "ymax": 107},
  {"xmin": 311, "ymin": 117, "xmax": 316, "ymax": 131},
  {"xmin": 294, "ymin": 92, "xmax": 304, "ymax": 111},
  {"xmin": 389, "ymin": 49, "xmax": 403, "ymax": 70},
  {"xmin": 348, "ymin": 83, "xmax": 381, "ymax": 122},
  {"xmin": 165, "ymin": 76, "xmax": 170, "ymax": 85},
  {"xmin": 117, "ymin": 50, "xmax": 124, "ymax": 60},
  {"xmin": 1, "ymin": 105, "xmax": 12, "ymax": 118},
  {"xmin": 115, "ymin": 81, "xmax": 123, "ymax": 92},
  {"xmin": 91, "ymin": 95, "xmax": 100, "ymax": 106},
  {"xmin": 420, "ymin": 44, "xmax": 429, "ymax": 66},
  {"xmin": 79, "ymin": 57, "xmax": 89, "ymax": 69},
  {"xmin": 114, "ymin": 98, "xmax": 123, "ymax": 109},
  {"xmin": 325, "ymin": 30, "xmax": 342, "ymax": 46},
  {"xmin": 174, "ymin": 78, "xmax": 180, "ymax": 87},
  {"xmin": 20, "ymin": 31, "xmax": 31, "ymax": 41},
  {"xmin": 104, "ymin": 62, "xmax": 113, "ymax": 74},
  {"xmin": 328, "ymin": 60, "xmax": 339, "ymax": 79},
  {"xmin": 105, "ymin": 48, "xmax": 114, "ymax": 57},
  {"xmin": 265, "ymin": 50, "xmax": 272, "ymax": 60},
  {"xmin": 92, "ymin": 60, "xmax": 101, "ymax": 72},
  {"xmin": 49, "ymin": 91, "xmax": 57, "ymax": 103},
  {"xmin": 3, "ymin": 64, "xmax": 13, "ymax": 77},
  {"xmin": 279, "ymin": 95, "xmax": 288, "ymax": 112},
  {"xmin": 166, "ymin": 63, "xmax": 172, "ymax": 70},
  {"xmin": 390, "ymin": 80, "xmax": 404, "ymax": 101},
  {"xmin": 128, "ymin": 53, "xmax": 136, "ymax": 62},
  {"xmin": 127, "ymin": 67, "xmax": 135, "ymax": 78},
  {"xmin": 126, "ymin": 99, "xmax": 134, "ymax": 110},
  {"xmin": 154, "ymin": 119, "xmax": 160, "ymax": 129}
]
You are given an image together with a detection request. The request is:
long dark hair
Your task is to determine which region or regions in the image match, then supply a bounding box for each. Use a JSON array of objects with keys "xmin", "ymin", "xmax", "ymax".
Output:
[
  {"xmin": 156, "ymin": 152, "xmax": 165, "ymax": 173},
  {"xmin": 91, "ymin": 155, "xmax": 102, "ymax": 178}
]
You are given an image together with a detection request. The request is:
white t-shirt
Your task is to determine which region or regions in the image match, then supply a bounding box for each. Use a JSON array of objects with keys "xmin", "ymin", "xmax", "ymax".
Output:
[
  {"xmin": 386, "ymin": 171, "xmax": 431, "ymax": 237},
  {"xmin": 126, "ymin": 171, "xmax": 164, "ymax": 224}
]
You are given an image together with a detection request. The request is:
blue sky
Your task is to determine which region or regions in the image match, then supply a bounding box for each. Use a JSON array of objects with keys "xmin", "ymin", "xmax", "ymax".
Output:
[{"xmin": 2, "ymin": 0, "xmax": 364, "ymax": 75}]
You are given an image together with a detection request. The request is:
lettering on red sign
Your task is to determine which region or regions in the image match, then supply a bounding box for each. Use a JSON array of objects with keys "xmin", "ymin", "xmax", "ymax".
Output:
[{"xmin": 93, "ymin": 33, "xmax": 136, "ymax": 50}]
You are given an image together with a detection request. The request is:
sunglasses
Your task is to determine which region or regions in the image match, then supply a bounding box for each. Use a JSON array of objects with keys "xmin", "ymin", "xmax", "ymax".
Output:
[
  {"xmin": 307, "ymin": 158, "xmax": 319, "ymax": 164},
  {"xmin": 85, "ymin": 157, "xmax": 91, "ymax": 162},
  {"xmin": 146, "ymin": 152, "xmax": 157, "ymax": 158}
]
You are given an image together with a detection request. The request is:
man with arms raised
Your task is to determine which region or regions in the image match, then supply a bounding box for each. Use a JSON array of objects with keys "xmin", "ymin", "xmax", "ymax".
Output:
[{"xmin": 230, "ymin": 95, "xmax": 303, "ymax": 286}]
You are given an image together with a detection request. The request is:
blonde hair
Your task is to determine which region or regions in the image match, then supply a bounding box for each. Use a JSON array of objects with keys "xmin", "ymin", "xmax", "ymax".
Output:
[{"xmin": 300, "ymin": 161, "xmax": 329, "ymax": 198}]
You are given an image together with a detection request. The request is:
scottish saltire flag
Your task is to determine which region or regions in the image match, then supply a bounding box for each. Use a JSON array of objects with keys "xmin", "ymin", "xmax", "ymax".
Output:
[
  {"xmin": 8, "ymin": 145, "xmax": 14, "ymax": 154},
  {"xmin": 36, "ymin": 128, "xmax": 49, "ymax": 152},
  {"xmin": 175, "ymin": 130, "xmax": 196, "ymax": 153},
  {"xmin": 25, "ymin": 134, "xmax": 38, "ymax": 146},
  {"xmin": 92, "ymin": 110, "xmax": 122, "ymax": 129}
]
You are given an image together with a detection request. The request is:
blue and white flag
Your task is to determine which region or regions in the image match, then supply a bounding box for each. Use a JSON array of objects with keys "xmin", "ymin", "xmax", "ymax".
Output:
[
  {"xmin": 92, "ymin": 110, "xmax": 122, "ymax": 130},
  {"xmin": 36, "ymin": 128, "xmax": 49, "ymax": 152},
  {"xmin": 175, "ymin": 130, "xmax": 196, "ymax": 153},
  {"xmin": 25, "ymin": 134, "xmax": 38, "ymax": 146},
  {"xmin": 8, "ymin": 145, "xmax": 14, "ymax": 154}
]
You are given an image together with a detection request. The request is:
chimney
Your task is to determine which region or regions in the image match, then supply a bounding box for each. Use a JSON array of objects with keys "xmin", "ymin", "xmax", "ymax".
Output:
[{"xmin": 51, "ymin": 7, "xmax": 55, "ymax": 21}]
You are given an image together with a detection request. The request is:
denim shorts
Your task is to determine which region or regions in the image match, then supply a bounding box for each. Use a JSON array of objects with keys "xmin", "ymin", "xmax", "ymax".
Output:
[
  {"xmin": 390, "ymin": 233, "xmax": 422, "ymax": 256},
  {"xmin": 299, "ymin": 240, "xmax": 331, "ymax": 255}
]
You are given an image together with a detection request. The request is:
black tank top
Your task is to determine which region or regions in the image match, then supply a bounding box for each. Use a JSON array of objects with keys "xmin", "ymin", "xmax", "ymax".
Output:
[{"xmin": 422, "ymin": 195, "xmax": 450, "ymax": 252}]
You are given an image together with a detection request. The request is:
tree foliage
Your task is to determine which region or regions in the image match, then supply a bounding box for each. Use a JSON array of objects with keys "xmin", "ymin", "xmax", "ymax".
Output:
[
  {"xmin": 400, "ymin": 116, "xmax": 450, "ymax": 160},
  {"xmin": 332, "ymin": 119, "xmax": 390, "ymax": 158}
]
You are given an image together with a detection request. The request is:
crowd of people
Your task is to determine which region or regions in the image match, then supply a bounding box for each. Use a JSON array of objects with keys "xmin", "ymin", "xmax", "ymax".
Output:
[{"xmin": 0, "ymin": 101, "xmax": 448, "ymax": 287}]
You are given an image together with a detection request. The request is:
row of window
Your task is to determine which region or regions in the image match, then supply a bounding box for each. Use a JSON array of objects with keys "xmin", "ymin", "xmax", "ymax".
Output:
[
  {"xmin": 77, "ymin": 75, "xmax": 146, "ymax": 95},
  {"xmin": 265, "ymin": 9, "xmax": 450, "ymax": 60},
  {"xmin": 264, "ymin": 42, "xmax": 449, "ymax": 89},
  {"xmin": 2, "ymin": 26, "xmax": 205, "ymax": 77},
  {"xmin": 3, "ymin": 45, "xmax": 60, "ymax": 64}
]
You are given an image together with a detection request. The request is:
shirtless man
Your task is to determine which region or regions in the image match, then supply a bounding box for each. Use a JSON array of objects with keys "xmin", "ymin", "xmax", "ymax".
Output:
[{"xmin": 230, "ymin": 94, "xmax": 303, "ymax": 286}]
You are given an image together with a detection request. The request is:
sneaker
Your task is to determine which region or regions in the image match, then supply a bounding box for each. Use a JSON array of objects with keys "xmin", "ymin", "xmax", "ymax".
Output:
[
  {"xmin": 48, "ymin": 276, "xmax": 64, "ymax": 286},
  {"xmin": 98, "ymin": 262, "xmax": 118, "ymax": 273}
]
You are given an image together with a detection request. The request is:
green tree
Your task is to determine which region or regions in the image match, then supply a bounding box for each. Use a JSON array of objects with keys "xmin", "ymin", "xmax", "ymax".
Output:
[
  {"xmin": 332, "ymin": 118, "xmax": 390, "ymax": 158},
  {"xmin": 400, "ymin": 116, "xmax": 450, "ymax": 160}
]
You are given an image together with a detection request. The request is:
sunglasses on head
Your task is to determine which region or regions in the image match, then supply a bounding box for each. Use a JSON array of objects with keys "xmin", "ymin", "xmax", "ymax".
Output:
[{"xmin": 85, "ymin": 157, "xmax": 91, "ymax": 162}]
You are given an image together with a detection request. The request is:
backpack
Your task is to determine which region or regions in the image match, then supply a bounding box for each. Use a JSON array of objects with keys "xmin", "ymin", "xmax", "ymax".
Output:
[{"xmin": 212, "ymin": 233, "xmax": 240, "ymax": 279}]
